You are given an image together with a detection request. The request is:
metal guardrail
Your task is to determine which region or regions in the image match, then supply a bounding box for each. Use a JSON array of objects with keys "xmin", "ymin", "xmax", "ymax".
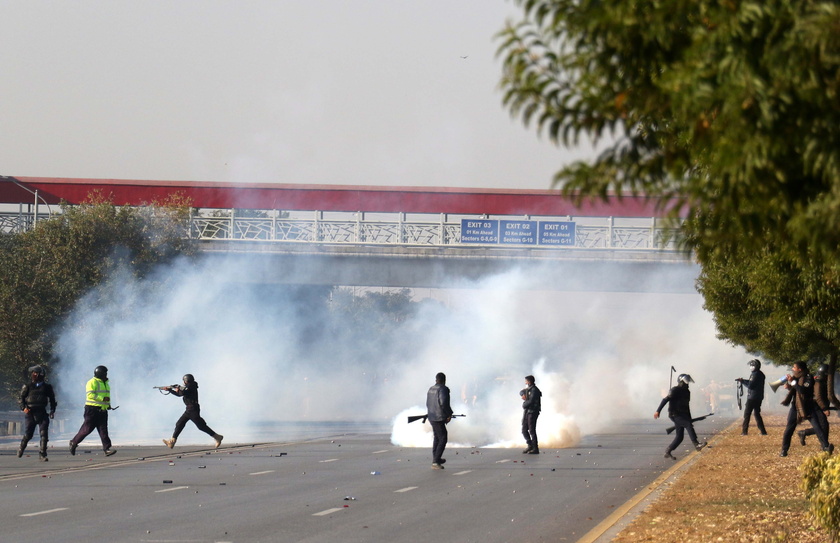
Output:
[
  {"xmin": 1, "ymin": 209, "xmax": 684, "ymax": 254},
  {"xmin": 188, "ymin": 211, "xmax": 683, "ymax": 253}
]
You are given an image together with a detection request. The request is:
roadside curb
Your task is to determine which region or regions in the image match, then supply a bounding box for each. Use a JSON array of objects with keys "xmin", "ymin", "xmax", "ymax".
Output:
[{"xmin": 576, "ymin": 420, "xmax": 738, "ymax": 543}]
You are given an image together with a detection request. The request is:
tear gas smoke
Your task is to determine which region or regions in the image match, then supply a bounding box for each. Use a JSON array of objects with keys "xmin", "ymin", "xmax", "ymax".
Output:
[{"xmin": 52, "ymin": 256, "xmax": 752, "ymax": 448}]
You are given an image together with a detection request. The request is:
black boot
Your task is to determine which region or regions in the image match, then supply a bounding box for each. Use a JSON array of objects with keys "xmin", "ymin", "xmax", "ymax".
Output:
[
  {"xmin": 17, "ymin": 437, "xmax": 30, "ymax": 458},
  {"xmin": 798, "ymin": 430, "xmax": 807, "ymax": 446},
  {"xmin": 39, "ymin": 438, "xmax": 48, "ymax": 462}
]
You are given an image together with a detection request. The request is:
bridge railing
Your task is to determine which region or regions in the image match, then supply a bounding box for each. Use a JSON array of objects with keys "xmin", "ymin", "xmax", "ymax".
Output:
[
  {"xmin": 1, "ymin": 208, "xmax": 684, "ymax": 253},
  {"xmin": 188, "ymin": 210, "xmax": 684, "ymax": 253}
]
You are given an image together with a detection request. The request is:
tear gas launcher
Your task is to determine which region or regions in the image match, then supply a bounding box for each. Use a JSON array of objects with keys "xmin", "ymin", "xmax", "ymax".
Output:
[
  {"xmin": 407, "ymin": 414, "xmax": 465, "ymax": 424},
  {"xmin": 666, "ymin": 413, "xmax": 713, "ymax": 434},
  {"xmin": 154, "ymin": 385, "xmax": 180, "ymax": 395}
]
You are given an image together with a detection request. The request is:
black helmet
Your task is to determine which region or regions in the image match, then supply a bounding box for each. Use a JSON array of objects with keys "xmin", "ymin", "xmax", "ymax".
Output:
[
  {"xmin": 818, "ymin": 364, "xmax": 830, "ymax": 376},
  {"xmin": 29, "ymin": 365, "xmax": 45, "ymax": 381},
  {"xmin": 183, "ymin": 374, "xmax": 195, "ymax": 384},
  {"xmin": 94, "ymin": 365, "xmax": 108, "ymax": 379},
  {"xmin": 748, "ymin": 359, "xmax": 761, "ymax": 370}
]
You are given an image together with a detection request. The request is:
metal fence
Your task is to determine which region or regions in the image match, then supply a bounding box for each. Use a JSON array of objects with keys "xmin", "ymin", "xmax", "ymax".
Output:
[
  {"xmin": 1, "ymin": 209, "xmax": 684, "ymax": 253},
  {"xmin": 188, "ymin": 210, "xmax": 683, "ymax": 252}
]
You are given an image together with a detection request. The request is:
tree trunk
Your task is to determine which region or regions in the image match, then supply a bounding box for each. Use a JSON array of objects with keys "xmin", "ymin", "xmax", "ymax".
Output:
[{"xmin": 829, "ymin": 352, "xmax": 839, "ymax": 408}]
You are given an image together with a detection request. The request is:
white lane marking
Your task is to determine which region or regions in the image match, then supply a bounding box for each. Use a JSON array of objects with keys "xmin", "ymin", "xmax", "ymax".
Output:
[
  {"xmin": 372, "ymin": 450, "xmax": 389, "ymax": 454},
  {"xmin": 496, "ymin": 459, "xmax": 511, "ymax": 464},
  {"xmin": 313, "ymin": 508, "xmax": 344, "ymax": 516},
  {"xmin": 20, "ymin": 508, "xmax": 68, "ymax": 517},
  {"xmin": 249, "ymin": 470, "xmax": 275, "ymax": 475},
  {"xmin": 453, "ymin": 470, "xmax": 473, "ymax": 475},
  {"xmin": 155, "ymin": 486, "xmax": 189, "ymax": 493},
  {"xmin": 394, "ymin": 486, "xmax": 418, "ymax": 493},
  {"xmin": 319, "ymin": 458, "xmax": 338, "ymax": 463}
]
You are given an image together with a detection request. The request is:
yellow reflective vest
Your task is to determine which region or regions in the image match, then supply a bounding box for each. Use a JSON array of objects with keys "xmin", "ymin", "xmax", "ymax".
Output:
[{"xmin": 85, "ymin": 377, "xmax": 111, "ymax": 409}]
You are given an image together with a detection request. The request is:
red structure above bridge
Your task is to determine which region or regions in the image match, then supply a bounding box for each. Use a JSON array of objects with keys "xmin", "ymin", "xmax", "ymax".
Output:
[{"xmin": 1, "ymin": 176, "xmax": 677, "ymax": 218}]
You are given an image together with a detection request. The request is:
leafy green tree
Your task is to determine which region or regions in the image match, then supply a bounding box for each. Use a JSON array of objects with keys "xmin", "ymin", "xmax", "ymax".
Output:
[
  {"xmin": 497, "ymin": 0, "xmax": 840, "ymax": 262},
  {"xmin": 695, "ymin": 227, "xmax": 840, "ymax": 402},
  {"xmin": 0, "ymin": 195, "xmax": 193, "ymax": 404}
]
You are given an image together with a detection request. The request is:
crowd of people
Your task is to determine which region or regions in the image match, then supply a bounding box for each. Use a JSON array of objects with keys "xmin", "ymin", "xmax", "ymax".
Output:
[
  {"xmin": 16, "ymin": 360, "xmax": 837, "ymax": 466},
  {"xmin": 652, "ymin": 359, "xmax": 835, "ymax": 461}
]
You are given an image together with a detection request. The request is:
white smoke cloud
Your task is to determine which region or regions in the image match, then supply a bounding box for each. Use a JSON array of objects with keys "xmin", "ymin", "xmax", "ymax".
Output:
[{"xmin": 52, "ymin": 255, "xmax": 755, "ymax": 449}]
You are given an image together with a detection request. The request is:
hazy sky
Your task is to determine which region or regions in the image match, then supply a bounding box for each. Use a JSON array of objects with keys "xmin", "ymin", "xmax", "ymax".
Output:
[{"xmin": 1, "ymin": 1, "xmax": 591, "ymax": 189}]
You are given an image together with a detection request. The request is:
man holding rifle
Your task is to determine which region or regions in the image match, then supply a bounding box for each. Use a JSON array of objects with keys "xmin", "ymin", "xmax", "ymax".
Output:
[
  {"xmin": 426, "ymin": 372, "xmax": 453, "ymax": 470},
  {"xmin": 655, "ymin": 373, "xmax": 707, "ymax": 460},
  {"xmin": 159, "ymin": 374, "xmax": 223, "ymax": 450}
]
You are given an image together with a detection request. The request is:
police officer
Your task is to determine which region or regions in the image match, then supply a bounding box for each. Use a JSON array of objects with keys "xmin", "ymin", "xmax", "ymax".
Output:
[
  {"xmin": 18, "ymin": 365, "xmax": 57, "ymax": 461},
  {"xmin": 161, "ymin": 374, "xmax": 224, "ymax": 449},
  {"xmin": 426, "ymin": 372, "xmax": 453, "ymax": 470},
  {"xmin": 69, "ymin": 365, "xmax": 117, "ymax": 456},
  {"xmin": 780, "ymin": 362, "xmax": 833, "ymax": 457},
  {"xmin": 655, "ymin": 373, "xmax": 707, "ymax": 459},
  {"xmin": 737, "ymin": 359, "xmax": 767, "ymax": 436},
  {"xmin": 521, "ymin": 375, "xmax": 542, "ymax": 454},
  {"xmin": 798, "ymin": 364, "xmax": 832, "ymax": 447}
]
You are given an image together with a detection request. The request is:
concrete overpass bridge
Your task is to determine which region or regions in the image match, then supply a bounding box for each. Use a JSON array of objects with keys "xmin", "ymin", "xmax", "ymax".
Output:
[{"xmin": 0, "ymin": 176, "xmax": 697, "ymax": 292}]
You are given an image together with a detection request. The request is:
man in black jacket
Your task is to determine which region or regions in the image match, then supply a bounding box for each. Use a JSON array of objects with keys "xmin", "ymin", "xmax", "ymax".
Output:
[
  {"xmin": 161, "ymin": 374, "xmax": 223, "ymax": 449},
  {"xmin": 521, "ymin": 375, "xmax": 542, "ymax": 454},
  {"xmin": 780, "ymin": 362, "xmax": 832, "ymax": 456},
  {"xmin": 799, "ymin": 364, "xmax": 832, "ymax": 446},
  {"xmin": 426, "ymin": 372, "xmax": 453, "ymax": 470},
  {"xmin": 18, "ymin": 365, "xmax": 57, "ymax": 462},
  {"xmin": 655, "ymin": 373, "xmax": 706, "ymax": 460},
  {"xmin": 737, "ymin": 359, "xmax": 767, "ymax": 436}
]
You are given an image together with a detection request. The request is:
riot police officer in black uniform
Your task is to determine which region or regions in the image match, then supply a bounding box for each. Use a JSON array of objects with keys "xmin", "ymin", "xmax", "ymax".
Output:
[
  {"xmin": 780, "ymin": 361, "xmax": 833, "ymax": 457},
  {"xmin": 18, "ymin": 365, "xmax": 57, "ymax": 461},
  {"xmin": 521, "ymin": 375, "xmax": 542, "ymax": 454},
  {"xmin": 655, "ymin": 373, "xmax": 707, "ymax": 459},
  {"xmin": 798, "ymin": 364, "xmax": 831, "ymax": 447},
  {"xmin": 737, "ymin": 359, "xmax": 767, "ymax": 436}
]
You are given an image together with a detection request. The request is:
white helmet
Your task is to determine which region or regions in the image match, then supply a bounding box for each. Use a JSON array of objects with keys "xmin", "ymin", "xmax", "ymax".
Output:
[{"xmin": 678, "ymin": 373, "xmax": 694, "ymax": 385}]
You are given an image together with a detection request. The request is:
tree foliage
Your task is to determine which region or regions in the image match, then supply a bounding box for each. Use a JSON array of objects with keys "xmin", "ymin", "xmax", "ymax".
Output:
[
  {"xmin": 0, "ymin": 194, "xmax": 193, "ymax": 403},
  {"xmin": 695, "ymin": 235, "xmax": 840, "ymax": 365},
  {"xmin": 497, "ymin": 0, "xmax": 840, "ymax": 262}
]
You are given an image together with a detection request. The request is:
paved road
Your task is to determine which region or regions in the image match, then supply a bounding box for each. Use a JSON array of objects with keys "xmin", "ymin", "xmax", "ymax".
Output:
[{"xmin": 0, "ymin": 417, "xmax": 733, "ymax": 543}]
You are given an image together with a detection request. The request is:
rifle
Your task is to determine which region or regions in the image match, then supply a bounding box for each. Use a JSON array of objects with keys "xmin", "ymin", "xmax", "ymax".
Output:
[
  {"xmin": 154, "ymin": 385, "xmax": 179, "ymax": 395},
  {"xmin": 735, "ymin": 379, "xmax": 744, "ymax": 410},
  {"xmin": 666, "ymin": 413, "xmax": 713, "ymax": 434},
  {"xmin": 407, "ymin": 414, "xmax": 465, "ymax": 424}
]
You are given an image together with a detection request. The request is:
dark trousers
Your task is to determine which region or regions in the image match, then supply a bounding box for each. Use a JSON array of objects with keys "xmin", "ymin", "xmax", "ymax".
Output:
[
  {"xmin": 801, "ymin": 409, "xmax": 830, "ymax": 441},
  {"xmin": 71, "ymin": 405, "xmax": 112, "ymax": 450},
  {"xmin": 430, "ymin": 420, "xmax": 448, "ymax": 464},
  {"xmin": 21, "ymin": 408, "xmax": 50, "ymax": 453},
  {"xmin": 742, "ymin": 398, "xmax": 767, "ymax": 434},
  {"xmin": 782, "ymin": 406, "xmax": 830, "ymax": 452},
  {"xmin": 522, "ymin": 411, "xmax": 539, "ymax": 450},
  {"xmin": 667, "ymin": 414, "xmax": 699, "ymax": 452},
  {"xmin": 172, "ymin": 407, "xmax": 216, "ymax": 439}
]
